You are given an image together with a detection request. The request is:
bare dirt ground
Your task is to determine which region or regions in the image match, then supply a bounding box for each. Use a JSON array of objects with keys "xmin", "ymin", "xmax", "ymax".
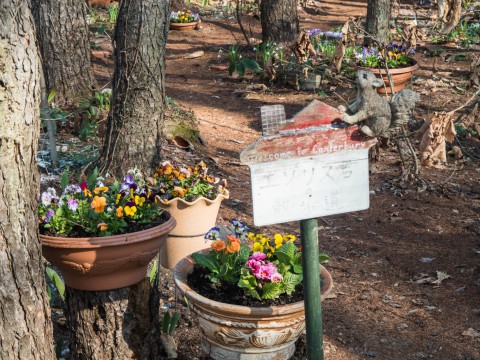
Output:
[{"xmin": 50, "ymin": 0, "xmax": 480, "ymax": 359}]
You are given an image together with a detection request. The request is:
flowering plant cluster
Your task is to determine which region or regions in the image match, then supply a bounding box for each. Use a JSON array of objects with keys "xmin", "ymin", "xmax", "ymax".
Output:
[
  {"xmin": 153, "ymin": 160, "xmax": 227, "ymax": 204},
  {"xmin": 170, "ymin": 9, "xmax": 199, "ymax": 23},
  {"xmin": 38, "ymin": 169, "xmax": 162, "ymax": 237},
  {"xmin": 191, "ymin": 221, "xmax": 329, "ymax": 300},
  {"xmin": 355, "ymin": 42, "xmax": 415, "ymax": 69}
]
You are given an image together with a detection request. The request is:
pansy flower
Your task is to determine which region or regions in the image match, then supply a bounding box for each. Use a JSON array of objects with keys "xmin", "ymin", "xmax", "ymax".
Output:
[
  {"xmin": 91, "ymin": 196, "xmax": 106, "ymax": 213},
  {"xmin": 124, "ymin": 201, "xmax": 137, "ymax": 216}
]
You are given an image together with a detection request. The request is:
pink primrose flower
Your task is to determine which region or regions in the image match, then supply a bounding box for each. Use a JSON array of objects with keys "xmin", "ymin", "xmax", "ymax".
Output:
[{"xmin": 249, "ymin": 252, "xmax": 266, "ymax": 261}]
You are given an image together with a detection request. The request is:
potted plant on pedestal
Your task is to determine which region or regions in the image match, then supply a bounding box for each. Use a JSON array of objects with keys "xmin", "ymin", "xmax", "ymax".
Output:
[
  {"xmin": 153, "ymin": 160, "xmax": 229, "ymax": 270},
  {"xmin": 174, "ymin": 220, "xmax": 333, "ymax": 360},
  {"xmin": 169, "ymin": 9, "xmax": 200, "ymax": 31},
  {"xmin": 38, "ymin": 169, "xmax": 176, "ymax": 291},
  {"xmin": 355, "ymin": 42, "xmax": 418, "ymax": 93}
]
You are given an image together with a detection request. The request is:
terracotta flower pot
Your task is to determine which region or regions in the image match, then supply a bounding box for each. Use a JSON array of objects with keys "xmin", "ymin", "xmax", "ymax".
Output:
[
  {"xmin": 357, "ymin": 59, "xmax": 418, "ymax": 94},
  {"xmin": 159, "ymin": 191, "xmax": 229, "ymax": 270},
  {"xmin": 40, "ymin": 212, "xmax": 176, "ymax": 291},
  {"xmin": 174, "ymin": 253, "xmax": 333, "ymax": 360},
  {"xmin": 169, "ymin": 21, "xmax": 198, "ymax": 31}
]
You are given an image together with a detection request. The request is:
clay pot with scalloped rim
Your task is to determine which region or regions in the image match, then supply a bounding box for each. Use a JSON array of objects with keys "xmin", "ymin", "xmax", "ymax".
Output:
[
  {"xmin": 40, "ymin": 212, "xmax": 176, "ymax": 291},
  {"xmin": 174, "ymin": 252, "xmax": 333, "ymax": 360},
  {"xmin": 158, "ymin": 191, "xmax": 229, "ymax": 270}
]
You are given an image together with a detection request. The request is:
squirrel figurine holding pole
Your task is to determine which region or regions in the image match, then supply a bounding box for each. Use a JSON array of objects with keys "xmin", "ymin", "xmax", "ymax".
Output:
[{"xmin": 339, "ymin": 70, "xmax": 420, "ymax": 137}]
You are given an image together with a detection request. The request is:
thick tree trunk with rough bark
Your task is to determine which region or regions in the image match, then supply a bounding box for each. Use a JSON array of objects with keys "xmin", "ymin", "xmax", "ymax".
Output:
[
  {"xmin": 260, "ymin": 0, "xmax": 299, "ymax": 44},
  {"xmin": 0, "ymin": 1, "xmax": 55, "ymax": 359},
  {"xmin": 365, "ymin": 0, "xmax": 390, "ymax": 45},
  {"xmin": 65, "ymin": 278, "xmax": 163, "ymax": 360},
  {"xmin": 93, "ymin": 0, "xmax": 169, "ymax": 177},
  {"xmin": 32, "ymin": 0, "xmax": 95, "ymax": 105}
]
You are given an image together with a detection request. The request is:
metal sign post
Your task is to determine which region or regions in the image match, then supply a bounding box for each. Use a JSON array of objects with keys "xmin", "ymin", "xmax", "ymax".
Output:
[{"xmin": 240, "ymin": 100, "xmax": 376, "ymax": 360}]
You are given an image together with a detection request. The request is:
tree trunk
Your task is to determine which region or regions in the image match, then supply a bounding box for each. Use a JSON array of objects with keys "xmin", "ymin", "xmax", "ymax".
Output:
[
  {"xmin": 260, "ymin": 0, "xmax": 299, "ymax": 44},
  {"xmin": 365, "ymin": 0, "xmax": 390, "ymax": 45},
  {"xmin": 32, "ymin": 0, "xmax": 95, "ymax": 105},
  {"xmin": 0, "ymin": 1, "xmax": 55, "ymax": 359},
  {"xmin": 65, "ymin": 278, "xmax": 163, "ymax": 360},
  {"xmin": 92, "ymin": 0, "xmax": 169, "ymax": 177}
]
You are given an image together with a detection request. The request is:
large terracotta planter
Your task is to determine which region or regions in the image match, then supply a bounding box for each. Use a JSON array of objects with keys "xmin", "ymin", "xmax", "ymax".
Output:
[
  {"xmin": 357, "ymin": 59, "xmax": 418, "ymax": 94},
  {"xmin": 159, "ymin": 191, "xmax": 229, "ymax": 270},
  {"xmin": 169, "ymin": 21, "xmax": 198, "ymax": 31},
  {"xmin": 40, "ymin": 212, "xmax": 176, "ymax": 291},
  {"xmin": 174, "ymin": 253, "xmax": 333, "ymax": 360}
]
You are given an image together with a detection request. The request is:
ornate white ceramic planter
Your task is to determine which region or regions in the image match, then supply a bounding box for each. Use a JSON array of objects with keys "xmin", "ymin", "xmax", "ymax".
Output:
[{"xmin": 174, "ymin": 253, "xmax": 333, "ymax": 360}]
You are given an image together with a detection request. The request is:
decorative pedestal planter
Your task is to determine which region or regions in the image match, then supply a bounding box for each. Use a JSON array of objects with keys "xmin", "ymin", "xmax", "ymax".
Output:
[
  {"xmin": 174, "ymin": 254, "xmax": 333, "ymax": 360},
  {"xmin": 169, "ymin": 21, "xmax": 198, "ymax": 31},
  {"xmin": 159, "ymin": 191, "xmax": 229, "ymax": 270},
  {"xmin": 40, "ymin": 212, "xmax": 176, "ymax": 291},
  {"xmin": 357, "ymin": 60, "xmax": 418, "ymax": 94}
]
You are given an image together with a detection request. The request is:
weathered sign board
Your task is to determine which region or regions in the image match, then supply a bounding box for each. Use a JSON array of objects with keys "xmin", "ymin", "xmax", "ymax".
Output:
[{"xmin": 240, "ymin": 100, "xmax": 376, "ymax": 226}]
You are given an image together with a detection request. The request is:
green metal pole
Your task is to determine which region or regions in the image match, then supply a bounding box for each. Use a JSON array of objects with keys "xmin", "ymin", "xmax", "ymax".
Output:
[{"xmin": 300, "ymin": 218, "xmax": 323, "ymax": 360}]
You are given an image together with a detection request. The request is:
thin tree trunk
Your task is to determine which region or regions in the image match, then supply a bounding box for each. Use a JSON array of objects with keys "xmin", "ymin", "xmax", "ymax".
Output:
[
  {"xmin": 260, "ymin": 0, "xmax": 299, "ymax": 44},
  {"xmin": 92, "ymin": 0, "xmax": 169, "ymax": 177},
  {"xmin": 32, "ymin": 0, "xmax": 95, "ymax": 105},
  {"xmin": 365, "ymin": 0, "xmax": 390, "ymax": 45},
  {"xmin": 65, "ymin": 278, "xmax": 163, "ymax": 360},
  {"xmin": 0, "ymin": 1, "xmax": 55, "ymax": 359}
]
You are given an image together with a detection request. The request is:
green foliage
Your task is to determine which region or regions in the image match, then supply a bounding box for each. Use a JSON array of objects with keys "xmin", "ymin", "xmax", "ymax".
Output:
[
  {"xmin": 41, "ymin": 90, "xmax": 69, "ymax": 133},
  {"xmin": 227, "ymin": 44, "xmax": 261, "ymax": 78},
  {"xmin": 108, "ymin": 3, "xmax": 118, "ymax": 24},
  {"xmin": 161, "ymin": 311, "xmax": 179, "ymax": 335},
  {"xmin": 149, "ymin": 260, "xmax": 158, "ymax": 284},
  {"xmin": 45, "ymin": 265, "xmax": 65, "ymax": 303},
  {"xmin": 78, "ymin": 90, "xmax": 111, "ymax": 141}
]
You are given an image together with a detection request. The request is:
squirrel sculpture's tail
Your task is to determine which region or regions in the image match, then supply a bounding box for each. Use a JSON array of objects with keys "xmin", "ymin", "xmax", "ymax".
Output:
[{"xmin": 385, "ymin": 89, "xmax": 420, "ymax": 137}]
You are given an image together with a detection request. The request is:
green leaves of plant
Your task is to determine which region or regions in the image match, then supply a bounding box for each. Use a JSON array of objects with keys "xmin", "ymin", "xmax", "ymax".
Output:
[
  {"xmin": 161, "ymin": 311, "xmax": 179, "ymax": 335},
  {"xmin": 242, "ymin": 58, "xmax": 262, "ymax": 73},
  {"xmin": 275, "ymin": 242, "xmax": 296, "ymax": 265},
  {"xmin": 191, "ymin": 252, "xmax": 219, "ymax": 273},
  {"xmin": 46, "ymin": 266, "xmax": 65, "ymax": 301}
]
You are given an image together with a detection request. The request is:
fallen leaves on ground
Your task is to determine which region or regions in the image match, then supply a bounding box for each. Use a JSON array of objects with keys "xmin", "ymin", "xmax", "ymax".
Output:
[{"xmin": 417, "ymin": 112, "xmax": 456, "ymax": 168}]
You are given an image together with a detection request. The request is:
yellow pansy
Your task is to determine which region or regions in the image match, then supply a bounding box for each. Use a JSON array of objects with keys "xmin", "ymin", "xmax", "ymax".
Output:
[
  {"xmin": 274, "ymin": 234, "xmax": 283, "ymax": 249},
  {"xmin": 252, "ymin": 242, "xmax": 263, "ymax": 252},
  {"xmin": 124, "ymin": 205, "xmax": 137, "ymax": 216},
  {"xmin": 135, "ymin": 195, "xmax": 146, "ymax": 206},
  {"xmin": 94, "ymin": 186, "xmax": 109, "ymax": 194}
]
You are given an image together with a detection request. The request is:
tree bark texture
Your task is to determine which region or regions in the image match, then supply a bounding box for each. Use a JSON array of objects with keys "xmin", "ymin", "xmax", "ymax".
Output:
[
  {"xmin": 32, "ymin": 0, "xmax": 95, "ymax": 105},
  {"xmin": 0, "ymin": 1, "xmax": 55, "ymax": 359},
  {"xmin": 65, "ymin": 278, "xmax": 163, "ymax": 360},
  {"xmin": 260, "ymin": 0, "xmax": 299, "ymax": 44},
  {"xmin": 94, "ymin": 0, "xmax": 169, "ymax": 177},
  {"xmin": 365, "ymin": 0, "xmax": 390, "ymax": 45}
]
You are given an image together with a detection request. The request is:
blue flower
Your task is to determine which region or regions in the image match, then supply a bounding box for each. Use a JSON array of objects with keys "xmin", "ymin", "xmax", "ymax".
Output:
[
  {"xmin": 205, "ymin": 227, "xmax": 221, "ymax": 241},
  {"xmin": 45, "ymin": 209, "xmax": 55, "ymax": 223},
  {"xmin": 41, "ymin": 191, "xmax": 53, "ymax": 206}
]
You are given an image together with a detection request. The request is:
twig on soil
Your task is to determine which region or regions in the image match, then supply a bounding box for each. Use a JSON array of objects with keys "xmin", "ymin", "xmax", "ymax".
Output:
[{"xmin": 198, "ymin": 118, "xmax": 259, "ymax": 134}]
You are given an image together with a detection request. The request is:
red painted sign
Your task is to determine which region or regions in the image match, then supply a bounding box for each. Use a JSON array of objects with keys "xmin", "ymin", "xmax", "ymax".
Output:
[{"xmin": 240, "ymin": 100, "xmax": 376, "ymax": 165}]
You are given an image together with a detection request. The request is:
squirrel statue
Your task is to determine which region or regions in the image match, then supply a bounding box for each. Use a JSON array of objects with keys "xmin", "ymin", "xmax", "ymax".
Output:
[{"xmin": 339, "ymin": 70, "xmax": 420, "ymax": 137}]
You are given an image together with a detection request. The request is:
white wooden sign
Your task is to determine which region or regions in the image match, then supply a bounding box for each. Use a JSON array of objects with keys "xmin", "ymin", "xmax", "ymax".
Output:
[
  {"xmin": 240, "ymin": 100, "xmax": 376, "ymax": 226},
  {"xmin": 249, "ymin": 150, "xmax": 369, "ymax": 226}
]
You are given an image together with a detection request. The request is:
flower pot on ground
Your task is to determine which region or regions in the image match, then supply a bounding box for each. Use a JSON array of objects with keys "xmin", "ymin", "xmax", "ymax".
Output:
[
  {"xmin": 175, "ymin": 255, "xmax": 332, "ymax": 360},
  {"xmin": 169, "ymin": 9, "xmax": 200, "ymax": 31},
  {"xmin": 173, "ymin": 222, "xmax": 333, "ymax": 360},
  {"xmin": 354, "ymin": 42, "xmax": 418, "ymax": 94},
  {"xmin": 154, "ymin": 160, "xmax": 229, "ymax": 270},
  {"xmin": 169, "ymin": 21, "xmax": 198, "ymax": 31},
  {"xmin": 38, "ymin": 169, "xmax": 176, "ymax": 291},
  {"xmin": 356, "ymin": 60, "xmax": 418, "ymax": 94}
]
